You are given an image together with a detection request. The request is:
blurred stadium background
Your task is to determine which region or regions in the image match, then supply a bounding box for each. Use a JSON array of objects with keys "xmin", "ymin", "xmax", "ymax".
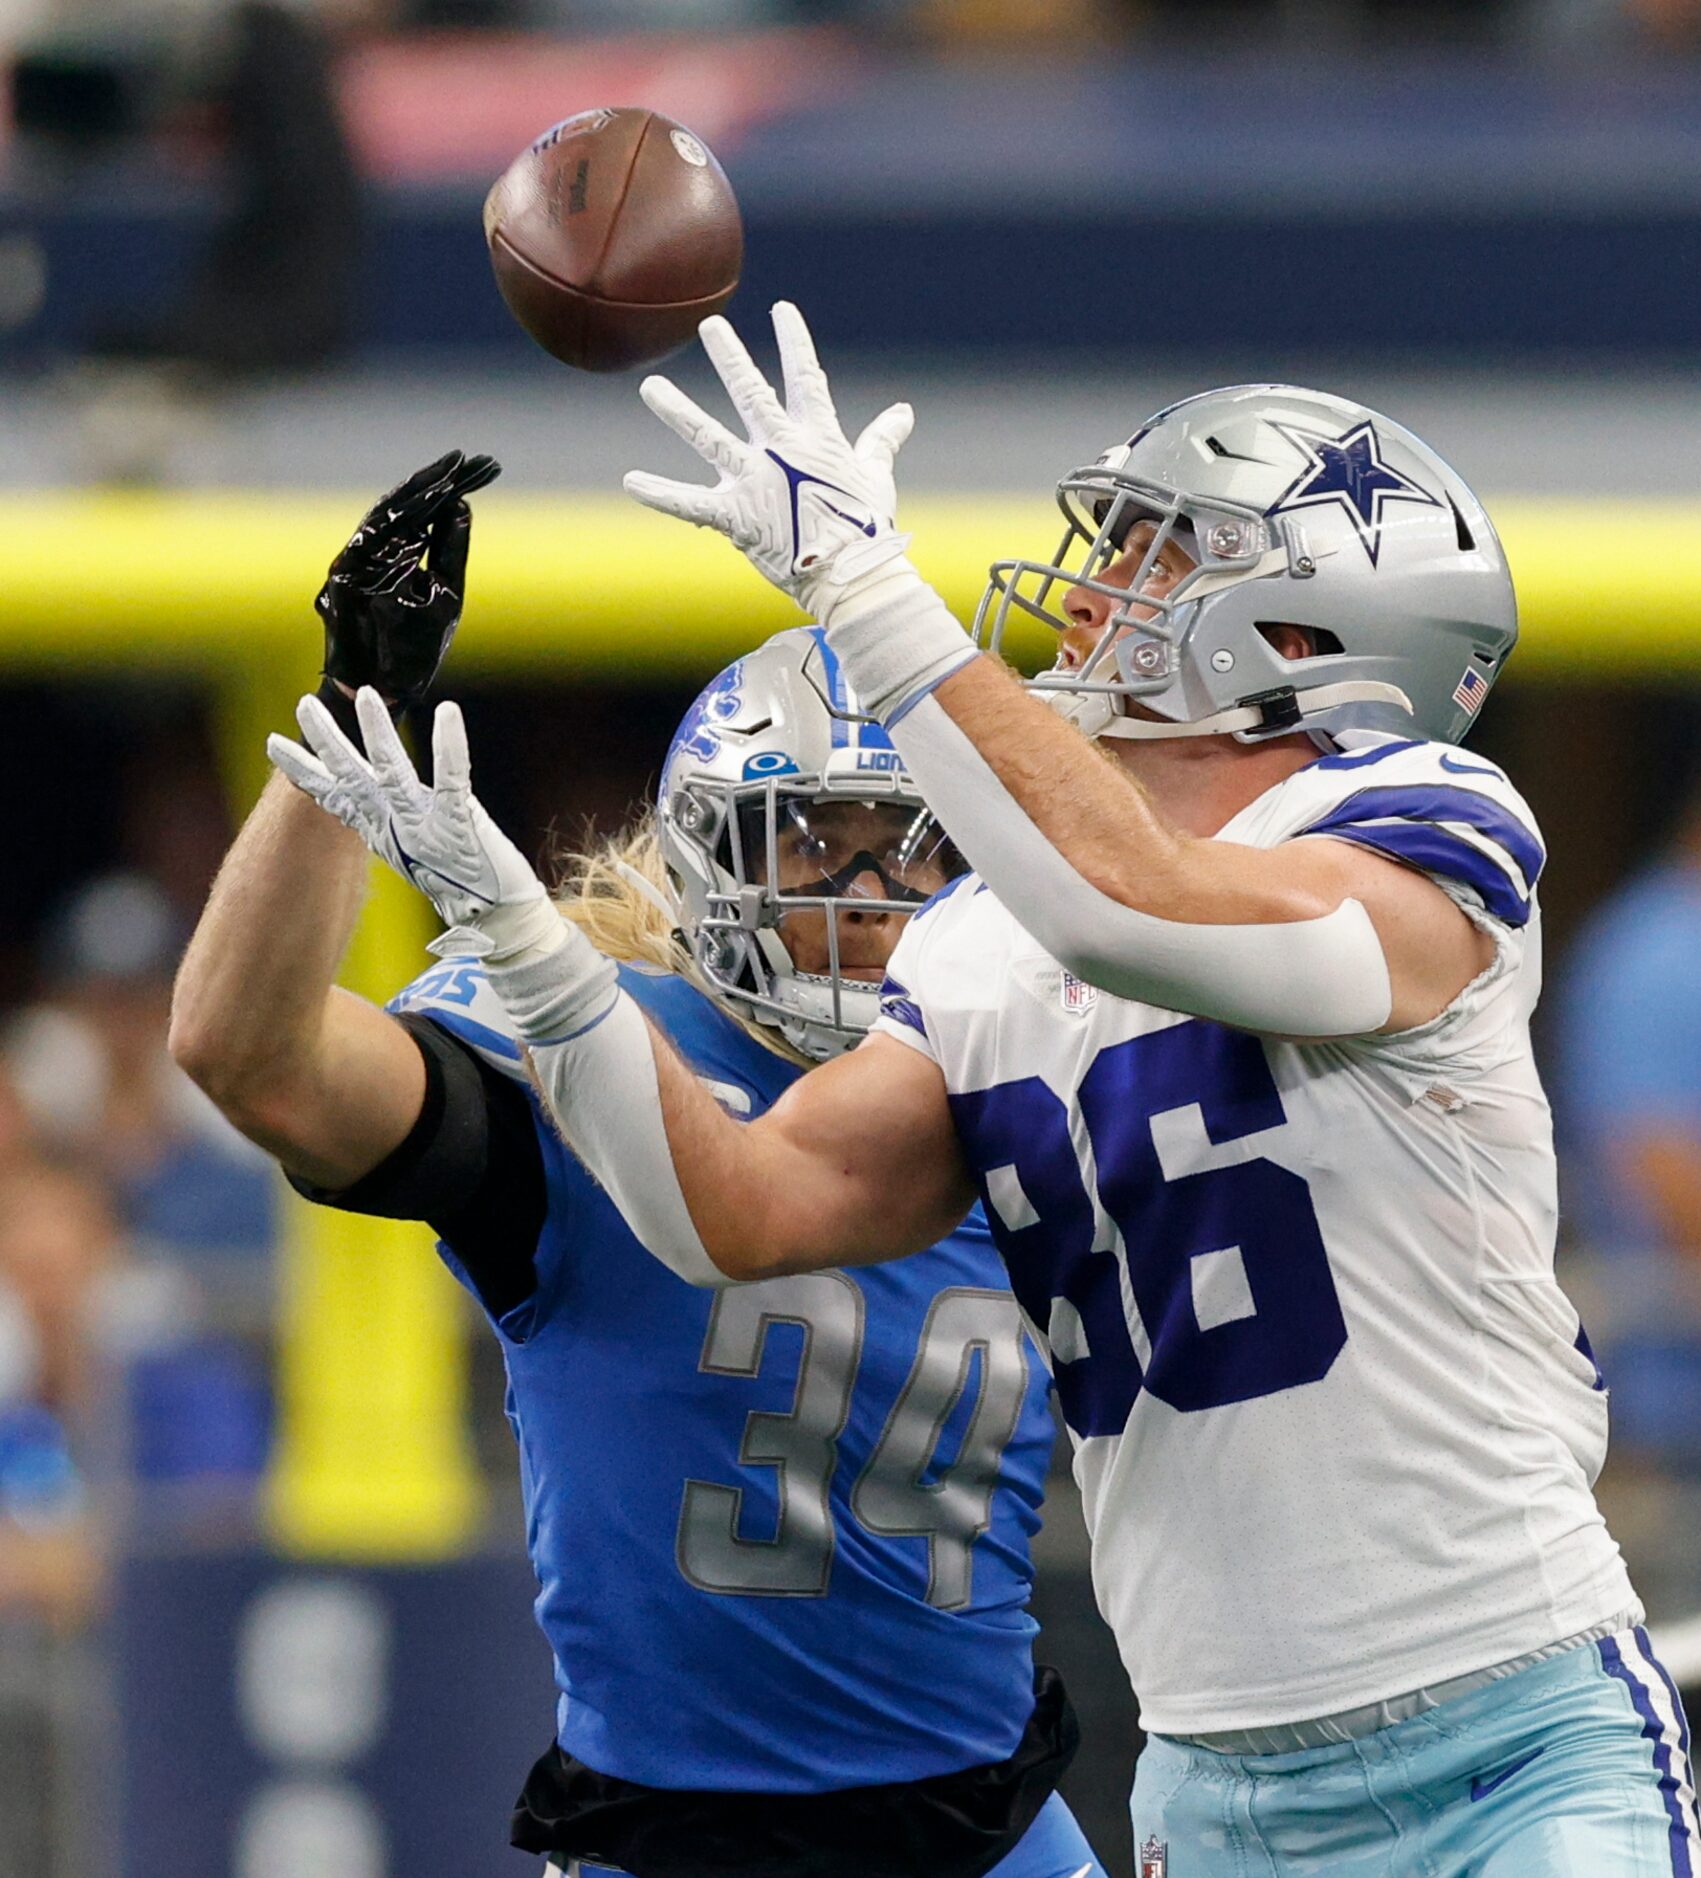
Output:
[{"xmin": 1, "ymin": 0, "xmax": 1700, "ymax": 1871}]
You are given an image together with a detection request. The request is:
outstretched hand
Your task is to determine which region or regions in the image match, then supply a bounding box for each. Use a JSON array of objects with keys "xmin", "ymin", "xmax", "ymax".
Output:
[
  {"xmin": 318, "ymin": 450, "xmax": 501, "ymax": 730},
  {"xmin": 624, "ymin": 302, "xmax": 914, "ymax": 617},
  {"xmin": 268, "ymin": 685, "xmax": 548, "ymax": 936}
]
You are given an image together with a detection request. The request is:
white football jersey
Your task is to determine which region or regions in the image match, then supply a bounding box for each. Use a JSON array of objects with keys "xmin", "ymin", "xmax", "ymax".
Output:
[{"xmin": 874, "ymin": 732, "xmax": 1636, "ymax": 1736}]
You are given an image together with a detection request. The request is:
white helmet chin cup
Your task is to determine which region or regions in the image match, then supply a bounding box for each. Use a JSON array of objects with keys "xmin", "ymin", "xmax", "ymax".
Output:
[
  {"xmin": 658, "ymin": 627, "xmax": 961, "ymax": 1061},
  {"xmin": 772, "ymin": 977, "xmax": 884, "ymax": 1058},
  {"xmin": 979, "ymin": 384, "xmax": 1518, "ymax": 749},
  {"xmin": 1043, "ymin": 687, "xmax": 1120, "ymax": 742}
]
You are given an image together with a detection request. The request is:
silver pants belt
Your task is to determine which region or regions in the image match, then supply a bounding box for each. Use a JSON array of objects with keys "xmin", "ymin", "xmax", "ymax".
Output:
[{"xmin": 1170, "ymin": 1608, "xmax": 1645, "ymax": 1756}]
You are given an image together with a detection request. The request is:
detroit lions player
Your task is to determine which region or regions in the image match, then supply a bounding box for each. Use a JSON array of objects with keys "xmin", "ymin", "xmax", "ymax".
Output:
[
  {"xmin": 279, "ymin": 315, "xmax": 1698, "ymax": 1876},
  {"xmin": 172, "ymin": 458, "xmax": 1104, "ymax": 1878}
]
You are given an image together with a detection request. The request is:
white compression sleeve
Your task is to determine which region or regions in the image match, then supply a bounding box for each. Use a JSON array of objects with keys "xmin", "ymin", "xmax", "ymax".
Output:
[
  {"xmin": 886, "ymin": 691, "xmax": 1394, "ymax": 1038},
  {"xmin": 810, "ymin": 556, "xmax": 978, "ymax": 720},
  {"xmin": 473, "ymin": 905, "xmax": 726, "ymax": 1288}
]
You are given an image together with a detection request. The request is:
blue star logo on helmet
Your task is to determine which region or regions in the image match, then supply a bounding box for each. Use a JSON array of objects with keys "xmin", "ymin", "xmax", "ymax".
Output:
[{"xmin": 1266, "ymin": 419, "xmax": 1441, "ymax": 567}]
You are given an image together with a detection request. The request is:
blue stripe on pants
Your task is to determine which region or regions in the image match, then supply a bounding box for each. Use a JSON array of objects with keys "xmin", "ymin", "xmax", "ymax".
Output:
[
  {"xmin": 1132, "ymin": 1628, "xmax": 1701, "ymax": 1876},
  {"xmin": 1599, "ymin": 1630, "xmax": 1700, "ymax": 1876}
]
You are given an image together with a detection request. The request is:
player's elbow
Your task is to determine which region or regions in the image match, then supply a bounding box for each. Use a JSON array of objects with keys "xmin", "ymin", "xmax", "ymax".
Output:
[
  {"xmin": 691, "ymin": 1191, "xmax": 837, "ymax": 1286},
  {"xmin": 695, "ymin": 1242, "xmax": 776, "ymax": 1285},
  {"xmin": 695, "ymin": 1225, "xmax": 811, "ymax": 1285},
  {"xmin": 168, "ymin": 1012, "xmax": 302, "ymax": 1148},
  {"xmin": 167, "ymin": 1004, "xmax": 246, "ymax": 1108}
]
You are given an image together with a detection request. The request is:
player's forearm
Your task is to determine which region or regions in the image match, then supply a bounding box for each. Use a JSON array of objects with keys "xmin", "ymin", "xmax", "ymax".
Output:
[
  {"xmin": 823, "ymin": 576, "xmax": 1324, "ymax": 925},
  {"xmin": 879, "ymin": 648, "xmax": 1391, "ymax": 1034},
  {"xmin": 514, "ymin": 973, "xmax": 854, "ymax": 1284},
  {"xmin": 644, "ymin": 1029, "xmax": 841, "ymax": 1279},
  {"xmin": 926, "ymin": 656, "xmax": 1326, "ymax": 921},
  {"xmin": 645, "ymin": 1033, "xmax": 962, "ymax": 1278},
  {"xmin": 489, "ymin": 922, "xmax": 936, "ymax": 1282},
  {"xmin": 170, "ymin": 773, "xmax": 371, "ymax": 1104},
  {"xmin": 476, "ymin": 918, "xmax": 737, "ymax": 1285}
]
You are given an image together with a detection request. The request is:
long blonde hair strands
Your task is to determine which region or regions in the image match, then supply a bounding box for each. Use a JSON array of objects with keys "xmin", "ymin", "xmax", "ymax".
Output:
[{"xmin": 549, "ymin": 811, "xmax": 809, "ymax": 1067}]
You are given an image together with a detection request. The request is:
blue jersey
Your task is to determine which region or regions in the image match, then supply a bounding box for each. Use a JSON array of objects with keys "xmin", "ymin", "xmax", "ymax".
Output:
[{"xmin": 389, "ymin": 957, "xmax": 1056, "ymax": 1793}]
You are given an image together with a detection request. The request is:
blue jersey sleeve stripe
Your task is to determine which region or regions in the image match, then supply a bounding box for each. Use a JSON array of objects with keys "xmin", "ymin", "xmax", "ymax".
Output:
[
  {"xmin": 1308, "ymin": 783, "xmax": 1545, "ymax": 884},
  {"xmin": 878, "ymin": 972, "xmax": 929, "ymax": 1039},
  {"xmin": 881, "ymin": 995, "xmax": 928, "ymax": 1039},
  {"xmin": 1311, "ymin": 738, "xmax": 1425, "ymax": 772},
  {"xmin": 1313, "ymin": 820, "xmax": 1532, "ymax": 926},
  {"xmin": 911, "ymin": 871, "xmax": 977, "ymax": 924},
  {"xmin": 1306, "ymin": 782, "xmax": 1544, "ymax": 885}
]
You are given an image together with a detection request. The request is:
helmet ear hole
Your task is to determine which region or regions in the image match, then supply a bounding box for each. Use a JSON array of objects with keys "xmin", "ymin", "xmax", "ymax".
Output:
[
  {"xmin": 1256, "ymin": 623, "xmax": 1344, "ymax": 660},
  {"xmin": 1449, "ymin": 497, "xmax": 1477, "ymax": 553}
]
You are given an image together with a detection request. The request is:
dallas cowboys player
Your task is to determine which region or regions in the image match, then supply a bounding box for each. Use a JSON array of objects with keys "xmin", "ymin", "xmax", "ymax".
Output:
[
  {"xmin": 275, "ymin": 313, "xmax": 1698, "ymax": 1876},
  {"xmin": 171, "ymin": 455, "xmax": 1106, "ymax": 1878}
]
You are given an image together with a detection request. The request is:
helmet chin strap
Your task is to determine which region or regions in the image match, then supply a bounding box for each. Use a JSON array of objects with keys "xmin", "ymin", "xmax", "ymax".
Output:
[{"xmin": 1052, "ymin": 679, "xmax": 1414, "ymax": 742}]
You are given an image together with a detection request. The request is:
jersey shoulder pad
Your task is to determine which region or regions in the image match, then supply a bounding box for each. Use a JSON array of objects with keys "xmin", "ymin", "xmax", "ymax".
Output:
[
  {"xmin": 387, "ymin": 958, "xmax": 525, "ymax": 1080},
  {"xmin": 1266, "ymin": 738, "xmax": 1546, "ymax": 929},
  {"xmin": 874, "ymin": 872, "xmax": 984, "ymax": 1050}
]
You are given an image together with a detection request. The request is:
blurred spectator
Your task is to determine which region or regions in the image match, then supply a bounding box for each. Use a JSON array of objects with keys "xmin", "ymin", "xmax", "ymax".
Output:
[
  {"xmin": 1558, "ymin": 777, "xmax": 1701, "ymax": 1601},
  {"xmin": 0, "ymin": 1161, "xmax": 115, "ymax": 1878},
  {"xmin": 0, "ymin": 1071, "xmax": 41, "ymax": 1182},
  {"xmin": 86, "ymin": 1, "xmax": 363, "ymax": 376},
  {"xmin": 3, "ymin": 873, "xmax": 276, "ymax": 1266},
  {"xmin": 0, "ymin": 1163, "xmax": 114, "ymax": 1634},
  {"xmin": 907, "ymin": 0, "xmax": 1124, "ymax": 47}
]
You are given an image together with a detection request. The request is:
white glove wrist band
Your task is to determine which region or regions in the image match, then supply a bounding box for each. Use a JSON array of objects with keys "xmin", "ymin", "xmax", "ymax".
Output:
[{"xmin": 812, "ymin": 561, "xmax": 979, "ymax": 724}]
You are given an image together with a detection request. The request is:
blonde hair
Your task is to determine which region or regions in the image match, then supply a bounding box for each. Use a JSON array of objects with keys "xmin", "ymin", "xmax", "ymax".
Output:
[{"xmin": 550, "ymin": 811, "xmax": 809, "ymax": 1066}]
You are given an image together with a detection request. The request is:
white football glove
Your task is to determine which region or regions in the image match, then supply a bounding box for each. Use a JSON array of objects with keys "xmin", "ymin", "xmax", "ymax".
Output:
[
  {"xmin": 625, "ymin": 301, "xmax": 978, "ymax": 721},
  {"xmin": 268, "ymin": 687, "xmax": 553, "ymax": 949},
  {"xmin": 624, "ymin": 301, "xmax": 916, "ymax": 618}
]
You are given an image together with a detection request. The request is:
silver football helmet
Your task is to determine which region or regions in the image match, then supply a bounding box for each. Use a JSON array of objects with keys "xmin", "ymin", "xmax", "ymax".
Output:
[
  {"xmin": 658, "ymin": 626, "xmax": 963, "ymax": 1060},
  {"xmin": 975, "ymin": 384, "xmax": 1518, "ymax": 747}
]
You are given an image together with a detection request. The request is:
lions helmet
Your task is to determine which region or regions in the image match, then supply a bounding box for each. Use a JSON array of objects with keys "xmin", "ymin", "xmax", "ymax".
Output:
[
  {"xmin": 659, "ymin": 627, "xmax": 963, "ymax": 1060},
  {"xmin": 974, "ymin": 384, "xmax": 1518, "ymax": 747}
]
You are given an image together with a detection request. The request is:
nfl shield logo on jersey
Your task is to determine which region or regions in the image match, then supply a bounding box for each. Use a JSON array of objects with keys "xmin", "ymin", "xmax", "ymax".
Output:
[
  {"xmin": 1139, "ymin": 1836, "xmax": 1168, "ymax": 1878},
  {"xmin": 1060, "ymin": 971, "xmax": 1098, "ymax": 1016}
]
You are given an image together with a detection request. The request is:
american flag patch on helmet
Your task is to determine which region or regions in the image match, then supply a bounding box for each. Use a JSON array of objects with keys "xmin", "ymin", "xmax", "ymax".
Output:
[{"xmin": 1452, "ymin": 665, "xmax": 1490, "ymax": 714}]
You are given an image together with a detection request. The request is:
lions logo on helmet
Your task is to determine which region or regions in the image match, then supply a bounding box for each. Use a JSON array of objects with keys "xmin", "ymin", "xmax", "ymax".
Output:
[
  {"xmin": 974, "ymin": 383, "xmax": 1517, "ymax": 750},
  {"xmin": 670, "ymin": 660, "xmax": 746, "ymax": 765},
  {"xmin": 659, "ymin": 627, "xmax": 963, "ymax": 1060}
]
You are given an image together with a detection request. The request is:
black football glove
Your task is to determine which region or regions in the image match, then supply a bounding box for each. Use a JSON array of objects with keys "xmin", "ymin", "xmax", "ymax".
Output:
[{"xmin": 315, "ymin": 449, "xmax": 501, "ymax": 745}]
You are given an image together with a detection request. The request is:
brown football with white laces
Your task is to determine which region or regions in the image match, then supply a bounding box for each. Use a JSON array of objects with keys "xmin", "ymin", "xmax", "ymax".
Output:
[{"xmin": 484, "ymin": 107, "xmax": 743, "ymax": 373}]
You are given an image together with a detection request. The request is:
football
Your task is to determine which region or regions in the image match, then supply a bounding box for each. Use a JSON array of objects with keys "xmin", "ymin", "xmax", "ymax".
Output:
[{"xmin": 484, "ymin": 107, "xmax": 743, "ymax": 373}]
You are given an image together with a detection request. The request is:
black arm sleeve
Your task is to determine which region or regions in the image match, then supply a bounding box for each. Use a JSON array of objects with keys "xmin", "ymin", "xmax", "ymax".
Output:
[{"xmin": 287, "ymin": 1013, "xmax": 549, "ymax": 1321}]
